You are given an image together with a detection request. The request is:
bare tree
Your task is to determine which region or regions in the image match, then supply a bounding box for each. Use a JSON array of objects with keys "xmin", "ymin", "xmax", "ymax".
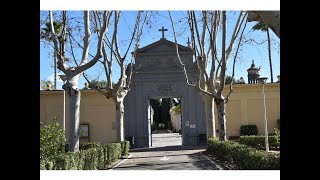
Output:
[
  {"xmin": 81, "ymin": 11, "xmax": 148, "ymax": 142},
  {"xmin": 49, "ymin": 11, "xmax": 109, "ymax": 152},
  {"xmin": 169, "ymin": 11, "xmax": 247, "ymax": 141}
]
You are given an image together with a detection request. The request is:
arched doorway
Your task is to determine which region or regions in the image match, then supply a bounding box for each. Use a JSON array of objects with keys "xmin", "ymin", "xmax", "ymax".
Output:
[{"xmin": 124, "ymin": 38, "xmax": 206, "ymax": 148}]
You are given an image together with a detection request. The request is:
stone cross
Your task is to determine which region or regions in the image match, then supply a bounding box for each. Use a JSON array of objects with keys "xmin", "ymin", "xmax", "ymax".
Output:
[{"xmin": 158, "ymin": 26, "xmax": 168, "ymax": 39}]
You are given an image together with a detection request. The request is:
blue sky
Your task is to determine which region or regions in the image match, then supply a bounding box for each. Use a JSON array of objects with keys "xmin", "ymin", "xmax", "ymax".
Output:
[{"xmin": 40, "ymin": 11, "xmax": 280, "ymax": 89}]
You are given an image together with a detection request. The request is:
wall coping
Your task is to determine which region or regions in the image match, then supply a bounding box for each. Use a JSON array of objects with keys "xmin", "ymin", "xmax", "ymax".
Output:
[{"xmin": 40, "ymin": 83, "xmax": 280, "ymax": 95}]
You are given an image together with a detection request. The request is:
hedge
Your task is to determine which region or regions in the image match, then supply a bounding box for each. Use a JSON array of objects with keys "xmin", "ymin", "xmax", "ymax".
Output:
[
  {"xmin": 207, "ymin": 138, "xmax": 280, "ymax": 169},
  {"xmin": 79, "ymin": 142, "xmax": 101, "ymax": 151},
  {"xmin": 239, "ymin": 136, "xmax": 280, "ymax": 150},
  {"xmin": 120, "ymin": 141, "xmax": 130, "ymax": 156},
  {"xmin": 41, "ymin": 142, "xmax": 125, "ymax": 170},
  {"xmin": 240, "ymin": 125, "xmax": 258, "ymax": 136},
  {"xmin": 107, "ymin": 143, "xmax": 122, "ymax": 163}
]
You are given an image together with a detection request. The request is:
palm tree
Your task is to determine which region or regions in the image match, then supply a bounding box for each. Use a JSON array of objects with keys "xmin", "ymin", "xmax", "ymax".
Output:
[
  {"xmin": 41, "ymin": 21, "xmax": 63, "ymax": 89},
  {"xmin": 252, "ymin": 21, "xmax": 273, "ymax": 83}
]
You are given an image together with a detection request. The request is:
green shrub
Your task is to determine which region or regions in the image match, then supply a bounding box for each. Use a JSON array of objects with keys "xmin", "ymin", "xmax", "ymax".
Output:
[
  {"xmin": 79, "ymin": 142, "xmax": 101, "ymax": 151},
  {"xmin": 206, "ymin": 138, "xmax": 280, "ymax": 169},
  {"xmin": 42, "ymin": 142, "xmax": 123, "ymax": 170},
  {"xmin": 240, "ymin": 125, "xmax": 258, "ymax": 136},
  {"xmin": 52, "ymin": 153, "xmax": 78, "ymax": 170},
  {"xmin": 274, "ymin": 129, "xmax": 280, "ymax": 148},
  {"xmin": 239, "ymin": 136, "xmax": 280, "ymax": 150},
  {"xmin": 120, "ymin": 141, "xmax": 130, "ymax": 156},
  {"xmin": 107, "ymin": 143, "xmax": 122, "ymax": 163},
  {"xmin": 51, "ymin": 147, "xmax": 105, "ymax": 170},
  {"xmin": 40, "ymin": 122, "xmax": 66, "ymax": 160},
  {"xmin": 40, "ymin": 158, "xmax": 54, "ymax": 170},
  {"xmin": 102, "ymin": 145, "xmax": 110, "ymax": 166}
]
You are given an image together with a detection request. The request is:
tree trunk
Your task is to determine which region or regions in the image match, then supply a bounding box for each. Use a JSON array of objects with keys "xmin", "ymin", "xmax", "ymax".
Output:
[
  {"xmin": 54, "ymin": 51, "xmax": 57, "ymax": 89},
  {"xmin": 202, "ymin": 96, "xmax": 215, "ymax": 139},
  {"xmin": 267, "ymin": 29, "xmax": 273, "ymax": 83},
  {"xmin": 116, "ymin": 100, "xmax": 125, "ymax": 142},
  {"xmin": 63, "ymin": 74, "xmax": 81, "ymax": 152},
  {"xmin": 215, "ymin": 98, "xmax": 227, "ymax": 141}
]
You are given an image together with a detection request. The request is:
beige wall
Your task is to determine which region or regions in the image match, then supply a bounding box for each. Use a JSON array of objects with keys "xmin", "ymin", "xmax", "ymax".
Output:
[
  {"xmin": 214, "ymin": 83, "xmax": 280, "ymax": 137},
  {"xmin": 40, "ymin": 90, "xmax": 116, "ymax": 144},
  {"xmin": 40, "ymin": 83, "xmax": 280, "ymax": 142}
]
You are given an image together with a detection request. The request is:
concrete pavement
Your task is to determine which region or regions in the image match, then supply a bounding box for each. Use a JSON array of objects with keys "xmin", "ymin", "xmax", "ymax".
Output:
[{"xmin": 109, "ymin": 133, "xmax": 222, "ymax": 170}]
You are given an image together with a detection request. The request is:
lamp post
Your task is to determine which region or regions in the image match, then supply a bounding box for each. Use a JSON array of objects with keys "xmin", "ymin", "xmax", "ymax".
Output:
[
  {"xmin": 258, "ymin": 77, "xmax": 269, "ymax": 152},
  {"xmin": 59, "ymin": 74, "xmax": 67, "ymax": 131}
]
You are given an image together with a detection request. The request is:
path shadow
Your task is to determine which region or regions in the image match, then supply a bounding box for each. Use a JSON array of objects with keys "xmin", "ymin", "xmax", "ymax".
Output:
[{"xmin": 130, "ymin": 145, "xmax": 207, "ymax": 153}]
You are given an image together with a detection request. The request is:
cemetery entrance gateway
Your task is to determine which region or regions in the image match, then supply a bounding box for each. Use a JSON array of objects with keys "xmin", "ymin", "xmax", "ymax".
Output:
[{"xmin": 124, "ymin": 37, "xmax": 206, "ymax": 148}]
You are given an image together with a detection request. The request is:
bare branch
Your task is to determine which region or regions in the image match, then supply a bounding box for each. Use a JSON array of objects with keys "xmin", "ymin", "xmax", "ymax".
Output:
[
  {"xmin": 80, "ymin": 11, "xmax": 92, "ymax": 66},
  {"xmin": 67, "ymin": 31, "xmax": 95, "ymax": 58},
  {"xmin": 123, "ymin": 11, "xmax": 141, "ymax": 60},
  {"xmin": 217, "ymin": 11, "xmax": 227, "ymax": 95},
  {"xmin": 215, "ymin": 11, "xmax": 246, "ymax": 78},
  {"xmin": 126, "ymin": 12, "xmax": 149, "ymax": 89},
  {"xmin": 169, "ymin": 11, "xmax": 195, "ymax": 86},
  {"xmin": 187, "ymin": 11, "xmax": 200, "ymax": 56},
  {"xmin": 209, "ymin": 11, "xmax": 220, "ymax": 94},
  {"xmin": 192, "ymin": 11, "xmax": 204, "ymax": 56},
  {"xmin": 113, "ymin": 11, "xmax": 122, "ymax": 60},
  {"xmin": 225, "ymin": 11, "xmax": 246, "ymax": 62},
  {"xmin": 49, "ymin": 11, "xmax": 68, "ymax": 74},
  {"xmin": 226, "ymin": 19, "xmax": 248, "ymax": 103},
  {"xmin": 76, "ymin": 11, "xmax": 108, "ymax": 73},
  {"xmin": 201, "ymin": 11, "xmax": 207, "ymax": 57}
]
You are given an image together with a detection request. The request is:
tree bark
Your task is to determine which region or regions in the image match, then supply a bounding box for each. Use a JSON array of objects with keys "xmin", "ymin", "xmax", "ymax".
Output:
[
  {"xmin": 115, "ymin": 100, "xmax": 124, "ymax": 142},
  {"xmin": 54, "ymin": 51, "xmax": 57, "ymax": 89},
  {"xmin": 215, "ymin": 98, "xmax": 227, "ymax": 141},
  {"xmin": 63, "ymin": 74, "xmax": 81, "ymax": 152},
  {"xmin": 202, "ymin": 95, "xmax": 215, "ymax": 139},
  {"xmin": 267, "ymin": 29, "xmax": 273, "ymax": 83}
]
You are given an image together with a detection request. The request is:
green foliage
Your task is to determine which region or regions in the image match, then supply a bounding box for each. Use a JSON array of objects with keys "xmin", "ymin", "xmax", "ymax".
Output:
[
  {"xmin": 40, "ymin": 122, "xmax": 66, "ymax": 160},
  {"xmin": 239, "ymin": 136, "xmax": 280, "ymax": 150},
  {"xmin": 240, "ymin": 125, "xmax": 258, "ymax": 136},
  {"xmin": 42, "ymin": 142, "xmax": 124, "ymax": 170},
  {"xmin": 172, "ymin": 104, "xmax": 181, "ymax": 113},
  {"xmin": 252, "ymin": 21, "xmax": 269, "ymax": 32},
  {"xmin": 161, "ymin": 98, "xmax": 173, "ymax": 129},
  {"xmin": 225, "ymin": 75, "xmax": 236, "ymax": 85},
  {"xmin": 207, "ymin": 138, "xmax": 280, "ymax": 169},
  {"xmin": 89, "ymin": 80, "xmax": 108, "ymax": 89},
  {"xmin": 107, "ymin": 143, "xmax": 122, "ymax": 163},
  {"xmin": 40, "ymin": 80, "xmax": 54, "ymax": 90},
  {"xmin": 40, "ymin": 158, "xmax": 54, "ymax": 170},
  {"xmin": 79, "ymin": 142, "xmax": 101, "ymax": 151},
  {"xmin": 274, "ymin": 129, "xmax": 280, "ymax": 148},
  {"xmin": 41, "ymin": 21, "xmax": 63, "ymax": 41},
  {"xmin": 52, "ymin": 152, "xmax": 79, "ymax": 170},
  {"xmin": 120, "ymin": 141, "xmax": 130, "ymax": 156}
]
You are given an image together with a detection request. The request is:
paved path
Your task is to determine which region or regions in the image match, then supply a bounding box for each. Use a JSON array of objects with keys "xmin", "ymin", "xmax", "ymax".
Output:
[
  {"xmin": 151, "ymin": 132, "xmax": 182, "ymax": 147},
  {"xmin": 109, "ymin": 133, "xmax": 222, "ymax": 170}
]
